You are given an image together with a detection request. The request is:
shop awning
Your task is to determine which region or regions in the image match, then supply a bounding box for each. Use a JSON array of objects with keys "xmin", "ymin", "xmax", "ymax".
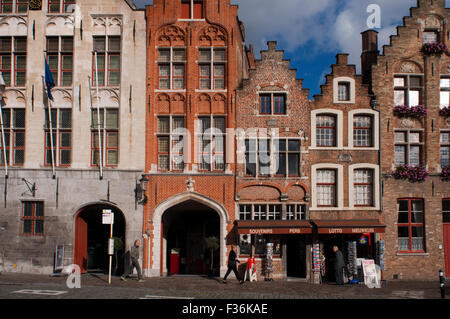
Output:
[
  {"xmin": 310, "ymin": 220, "xmax": 386, "ymax": 234},
  {"xmin": 237, "ymin": 220, "xmax": 312, "ymax": 235}
]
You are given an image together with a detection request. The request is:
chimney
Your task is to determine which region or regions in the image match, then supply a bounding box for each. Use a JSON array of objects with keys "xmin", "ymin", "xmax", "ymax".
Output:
[
  {"xmin": 417, "ymin": 0, "xmax": 445, "ymax": 8},
  {"xmin": 336, "ymin": 53, "xmax": 349, "ymax": 65},
  {"xmin": 361, "ymin": 30, "xmax": 379, "ymax": 85}
]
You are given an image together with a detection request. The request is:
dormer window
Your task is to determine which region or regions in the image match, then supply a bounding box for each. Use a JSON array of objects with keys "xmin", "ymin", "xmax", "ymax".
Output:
[
  {"xmin": 181, "ymin": 0, "xmax": 203, "ymax": 20},
  {"xmin": 337, "ymin": 82, "xmax": 350, "ymax": 101},
  {"xmin": 423, "ymin": 30, "xmax": 439, "ymax": 44}
]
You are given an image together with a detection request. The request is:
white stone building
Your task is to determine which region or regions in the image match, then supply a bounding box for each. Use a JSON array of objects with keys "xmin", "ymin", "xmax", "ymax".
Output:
[{"xmin": 0, "ymin": 0, "xmax": 146, "ymax": 275}]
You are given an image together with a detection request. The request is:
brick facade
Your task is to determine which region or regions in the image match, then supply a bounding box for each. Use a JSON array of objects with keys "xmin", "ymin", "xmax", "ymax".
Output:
[{"xmin": 369, "ymin": 0, "xmax": 450, "ymax": 280}]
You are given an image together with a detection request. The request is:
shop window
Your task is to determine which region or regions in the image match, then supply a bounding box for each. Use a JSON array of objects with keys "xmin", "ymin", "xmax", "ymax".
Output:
[
  {"xmin": 394, "ymin": 130, "xmax": 423, "ymax": 167},
  {"xmin": 254, "ymin": 235, "xmax": 281, "ymax": 256},
  {"xmin": 21, "ymin": 201, "xmax": 44, "ymax": 236},
  {"xmin": 394, "ymin": 75, "xmax": 423, "ymax": 107},
  {"xmin": 239, "ymin": 234, "xmax": 251, "ymax": 256},
  {"xmin": 397, "ymin": 199, "xmax": 425, "ymax": 252}
]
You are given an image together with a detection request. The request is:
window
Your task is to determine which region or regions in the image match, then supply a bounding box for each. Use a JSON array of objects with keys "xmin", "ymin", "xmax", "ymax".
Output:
[
  {"xmin": 239, "ymin": 234, "xmax": 251, "ymax": 256},
  {"xmin": 259, "ymin": 93, "xmax": 286, "ymax": 115},
  {"xmin": 0, "ymin": 0, "xmax": 27, "ymax": 13},
  {"xmin": 253, "ymin": 204, "xmax": 266, "ymax": 221},
  {"xmin": 239, "ymin": 204, "xmax": 252, "ymax": 221},
  {"xmin": 440, "ymin": 78, "xmax": 450, "ymax": 109},
  {"xmin": 443, "ymin": 200, "xmax": 450, "ymax": 223},
  {"xmin": 47, "ymin": 37, "xmax": 73, "ymax": 87},
  {"xmin": 158, "ymin": 48, "xmax": 185, "ymax": 90},
  {"xmin": 91, "ymin": 108, "xmax": 119, "ymax": 167},
  {"xmin": 0, "ymin": 37, "xmax": 26, "ymax": 87},
  {"xmin": 338, "ymin": 82, "xmax": 350, "ymax": 101},
  {"xmin": 316, "ymin": 115, "xmax": 336, "ymax": 147},
  {"xmin": 398, "ymin": 199, "xmax": 425, "ymax": 252},
  {"xmin": 317, "ymin": 169, "xmax": 336, "ymax": 207},
  {"xmin": 21, "ymin": 201, "xmax": 44, "ymax": 236},
  {"xmin": 198, "ymin": 48, "xmax": 226, "ymax": 90},
  {"xmin": 197, "ymin": 116, "xmax": 225, "ymax": 171},
  {"xmin": 0, "ymin": 108, "xmax": 25, "ymax": 166},
  {"xmin": 423, "ymin": 30, "xmax": 439, "ymax": 44},
  {"xmin": 48, "ymin": 0, "xmax": 75, "ymax": 13},
  {"xmin": 395, "ymin": 131, "xmax": 423, "ymax": 167},
  {"xmin": 267, "ymin": 205, "xmax": 282, "ymax": 220},
  {"xmin": 286, "ymin": 204, "xmax": 306, "ymax": 220},
  {"xmin": 441, "ymin": 132, "xmax": 450, "ymax": 168},
  {"xmin": 354, "ymin": 169, "xmax": 373, "ymax": 207},
  {"xmin": 353, "ymin": 115, "xmax": 373, "ymax": 147},
  {"xmin": 245, "ymin": 138, "xmax": 300, "ymax": 177},
  {"xmin": 44, "ymin": 109, "xmax": 71, "ymax": 167},
  {"xmin": 394, "ymin": 75, "xmax": 423, "ymax": 107},
  {"xmin": 93, "ymin": 36, "xmax": 121, "ymax": 87},
  {"xmin": 157, "ymin": 116, "xmax": 185, "ymax": 171},
  {"xmin": 255, "ymin": 235, "xmax": 281, "ymax": 256},
  {"xmin": 274, "ymin": 139, "xmax": 300, "ymax": 177},
  {"xmin": 181, "ymin": 0, "xmax": 203, "ymax": 19}
]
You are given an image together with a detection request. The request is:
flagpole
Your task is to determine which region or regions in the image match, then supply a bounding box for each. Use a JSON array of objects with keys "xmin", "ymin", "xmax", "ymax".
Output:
[
  {"xmin": 94, "ymin": 50, "xmax": 103, "ymax": 180},
  {"xmin": 0, "ymin": 72, "xmax": 8, "ymax": 178},
  {"xmin": 43, "ymin": 75, "xmax": 56, "ymax": 179}
]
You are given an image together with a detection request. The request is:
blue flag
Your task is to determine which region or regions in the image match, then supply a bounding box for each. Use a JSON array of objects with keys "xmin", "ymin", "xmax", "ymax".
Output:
[{"xmin": 45, "ymin": 59, "xmax": 55, "ymax": 102}]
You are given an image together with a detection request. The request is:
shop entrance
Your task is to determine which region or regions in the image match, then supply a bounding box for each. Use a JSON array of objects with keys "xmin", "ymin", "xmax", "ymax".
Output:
[
  {"xmin": 74, "ymin": 204, "xmax": 126, "ymax": 275},
  {"xmin": 162, "ymin": 200, "xmax": 220, "ymax": 276},
  {"xmin": 286, "ymin": 236, "xmax": 306, "ymax": 278}
]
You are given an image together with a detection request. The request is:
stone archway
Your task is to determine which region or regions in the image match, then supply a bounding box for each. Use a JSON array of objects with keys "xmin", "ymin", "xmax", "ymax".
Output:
[{"xmin": 150, "ymin": 192, "xmax": 229, "ymax": 277}]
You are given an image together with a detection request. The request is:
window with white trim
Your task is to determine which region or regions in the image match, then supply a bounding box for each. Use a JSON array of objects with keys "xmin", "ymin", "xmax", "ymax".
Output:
[
  {"xmin": 316, "ymin": 169, "xmax": 336, "ymax": 207},
  {"xmin": 353, "ymin": 115, "xmax": 373, "ymax": 147},
  {"xmin": 158, "ymin": 48, "xmax": 185, "ymax": 90},
  {"xmin": 354, "ymin": 169, "xmax": 373, "ymax": 207},
  {"xmin": 198, "ymin": 48, "xmax": 226, "ymax": 90},
  {"xmin": 286, "ymin": 204, "xmax": 306, "ymax": 220},
  {"xmin": 337, "ymin": 82, "xmax": 350, "ymax": 101},
  {"xmin": 157, "ymin": 116, "xmax": 185, "ymax": 171},
  {"xmin": 316, "ymin": 115, "xmax": 336, "ymax": 147},
  {"xmin": 197, "ymin": 116, "xmax": 225, "ymax": 171}
]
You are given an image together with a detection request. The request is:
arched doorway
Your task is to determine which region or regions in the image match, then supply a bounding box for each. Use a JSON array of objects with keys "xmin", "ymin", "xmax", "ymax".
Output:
[
  {"xmin": 74, "ymin": 203, "xmax": 126, "ymax": 275},
  {"xmin": 163, "ymin": 200, "xmax": 220, "ymax": 276},
  {"xmin": 151, "ymin": 192, "xmax": 229, "ymax": 277}
]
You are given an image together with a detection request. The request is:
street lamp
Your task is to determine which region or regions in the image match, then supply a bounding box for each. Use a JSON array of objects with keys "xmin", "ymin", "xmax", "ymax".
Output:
[{"xmin": 135, "ymin": 175, "xmax": 149, "ymax": 205}]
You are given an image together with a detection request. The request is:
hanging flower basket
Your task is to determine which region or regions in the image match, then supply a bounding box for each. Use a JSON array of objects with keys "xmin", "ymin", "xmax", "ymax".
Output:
[
  {"xmin": 421, "ymin": 42, "xmax": 448, "ymax": 56},
  {"xmin": 441, "ymin": 166, "xmax": 450, "ymax": 181},
  {"xmin": 440, "ymin": 106, "xmax": 450, "ymax": 117},
  {"xmin": 393, "ymin": 105, "xmax": 427, "ymax": 119},
  {"xmin": 392, "ymin": 165, "xmax": 429, "ymax": 183}
]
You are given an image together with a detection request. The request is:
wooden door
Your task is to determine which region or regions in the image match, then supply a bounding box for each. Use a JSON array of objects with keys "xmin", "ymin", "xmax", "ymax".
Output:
[
  {"xmin": 74, "ymin": 213, "xmax": 88, "ymax": 274},
  {"xmin": 444, "ymin": 224, "xmax": 450, "ymax": 277}
]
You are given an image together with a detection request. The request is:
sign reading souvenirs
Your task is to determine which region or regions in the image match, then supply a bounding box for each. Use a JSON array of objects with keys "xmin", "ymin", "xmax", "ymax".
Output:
[{"xmin": 29, "ymin": 0, "xmax": 42, "ymax": 10}]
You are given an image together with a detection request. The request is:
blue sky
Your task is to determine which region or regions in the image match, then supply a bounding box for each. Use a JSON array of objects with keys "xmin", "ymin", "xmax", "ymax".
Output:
[{"xmin": 132, "ymin": 0, "xmax": 450, "ymax": 98}]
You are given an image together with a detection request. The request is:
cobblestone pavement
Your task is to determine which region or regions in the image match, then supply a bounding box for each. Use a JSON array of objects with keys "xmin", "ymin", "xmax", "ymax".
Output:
[{"xmin": 0, "ymin": 272, "xmax": 448, "ymax": 300}]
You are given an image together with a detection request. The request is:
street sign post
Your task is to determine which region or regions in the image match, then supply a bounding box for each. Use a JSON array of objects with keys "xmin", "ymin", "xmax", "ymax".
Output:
[{"xmin": 102, "ymin": 209, "xmax": 114, "ymax": 285}]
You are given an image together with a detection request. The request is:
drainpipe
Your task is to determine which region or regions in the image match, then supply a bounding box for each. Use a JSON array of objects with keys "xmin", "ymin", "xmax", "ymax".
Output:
[{"xmin": 370, "ymin": 96, "xmax": 382, "ymax": 214}]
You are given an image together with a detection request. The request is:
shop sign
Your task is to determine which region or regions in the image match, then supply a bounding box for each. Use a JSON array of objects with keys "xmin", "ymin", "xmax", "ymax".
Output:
[
  {"xmin": 249, "ymin": 229, "xmax": 273, "ymax": 234},
  {"xmin": 320, "ymin": 227, "xmax": 378, "ymax": 234}
]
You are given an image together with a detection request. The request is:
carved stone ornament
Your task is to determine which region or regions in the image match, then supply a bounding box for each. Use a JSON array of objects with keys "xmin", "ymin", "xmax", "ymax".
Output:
[
  {"xmin": 400, "ymin": 118, "xmax": 415, "ymax": 128},
  {"xmin": 400, "ymin": 62, "xmax": 416, "ymax": 73},
  {"xmin": 425, "ymin": 15, "xmax": 441, "ymax": 28},
  {"xmin": 186, "ymin": 178, "xmax": 195, "ymax": 192}
]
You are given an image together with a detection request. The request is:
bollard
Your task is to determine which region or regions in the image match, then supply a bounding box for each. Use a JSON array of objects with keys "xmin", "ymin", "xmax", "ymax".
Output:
[{"xmin": 439, "ymin": 270, "xmax": 445, "ymax": 299}]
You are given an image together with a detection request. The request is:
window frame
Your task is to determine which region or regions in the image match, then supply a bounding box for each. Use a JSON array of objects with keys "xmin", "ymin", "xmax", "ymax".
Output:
[
  {"xmin": 180, "ymin": 0, "xmax": 204, "ymax": 20},
  {"xmin": 158, "ymin": 47, "xmax": 186, "ymax": 91},
  {"xmin": 443, "ymin": 199, "xmax": 450, "ymax": 224},
  {"xmin": 198, "ymin": 47, "xmax": 226, "ymax": 91},
  {"xmin": 353, "ymin": 114, "xmax": 373, "ymax": 148},
  {"xmin": 157, "ymin": 116, "xmax": 185, "ymax": 172},
  {"xmin": 353, "ymin": 168, "xmax": 374, "ymax": 207},
  {"xmin": 258, "ymin": 92, "xmax": 287, "ymax": 115},
  {"xmin": 394, "ymin": 130, "xmax": 423, "ymax": 167},
  {"xmin": 337, "ymin": 81, "xmax": 350, "ymax": 102},
  {"xmin": 197, "ymin": 116, "xmax": 226, "ymax": 172},
  {"xmin": 394, "ymin": 74, "xmax": 423, "ymax": 107},
  {"xmin": 440, "ymin": 77, "xmax": 450, "ymax": 109},
  {"xmin": 46, "ymin": 36, "xmax": 74, "ymax": 87},
  {"xmin": 440, "ymin": 131, "xmax": 450, "ymax": 168},
  {"xmin": 0, "ymin": 0, "xmax": 28, "ymax": 13},
  {"xmin": 316, "ymin": 114, "xmax": 337, "ymax": 147},
  {"xmin": 91, "ymin": 108, "xmax": 119, "ymax": 167},
  {"xmin": 48, "ymin": 0, "xmax": 76, "ymax": 14},
  {"xmin": 44, "ymin": 108, "xmax": 72, "ymax": 167},
  {"xmin": 21, "ymin": 201, "xmax": 44, "ymax": 237},
  {"xmin": 92, "ymin": 36, "xmax": 121, "ymax": 87},
  {"xmin": 0, "ymin": 108, "xmax": 25, "ymax": 166},
  {"xmin": 316, "ymin": 169, "xmax": 337, "ymax": 207},
  {"xmin": 397, "ymin": 198, "xmax": 425, "ymax": 253}
]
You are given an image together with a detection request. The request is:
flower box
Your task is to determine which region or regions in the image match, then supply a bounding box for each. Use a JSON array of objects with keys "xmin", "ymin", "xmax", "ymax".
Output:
[
  {"xmin": 393, "ymin": 105, "xmax": 427, "ymax": 119},
  {"xmin": 440, "ymin": 106, "xmax": 450, "ymax": 117},
  {"xmin": 392, "ymin": 165, "xmax": 429, "ymax": 182},
  {"xmin": 441, "ymin": 166, "xmax": 450, "ymax": 181},
  {"xmin": 421, "ymin": 42, "xmax": 448, "ymax": 56}
]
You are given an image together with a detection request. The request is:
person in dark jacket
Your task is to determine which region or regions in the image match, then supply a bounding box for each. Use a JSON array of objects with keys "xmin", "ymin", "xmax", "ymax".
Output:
[
  {"xmin": 223, "ymin": 245, "xmax": 243, "ymax": 284},
  {"xmin": 121, "ymin": 240, "xmax": 144, "ymax": 282},
  {"xmin": 333, "ymin": 245, "xmax": 345, "ymax": 285}
]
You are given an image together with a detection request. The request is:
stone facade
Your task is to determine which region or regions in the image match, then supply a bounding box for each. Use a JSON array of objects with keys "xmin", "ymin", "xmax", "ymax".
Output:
[
  {"xmin": 369, "ymin": 0, "xmax": 450, "ymax": 280},
  {"xmin": 0, "ymin": 0, "xmax": 146, "ymax": 275}
]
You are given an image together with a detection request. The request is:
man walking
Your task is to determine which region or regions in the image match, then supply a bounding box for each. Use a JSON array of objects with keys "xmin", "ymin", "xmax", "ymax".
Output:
[
  {"xmin": 121, "ymin": 239, "xmax": 144, "ymax": 282},
  {"xmin": 223, "ymin": 245, "xmax": 243, "ymax": 284},
  {"xmin": 333, "ymin": 245, "xmax": 345, "ymax": 285}
]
